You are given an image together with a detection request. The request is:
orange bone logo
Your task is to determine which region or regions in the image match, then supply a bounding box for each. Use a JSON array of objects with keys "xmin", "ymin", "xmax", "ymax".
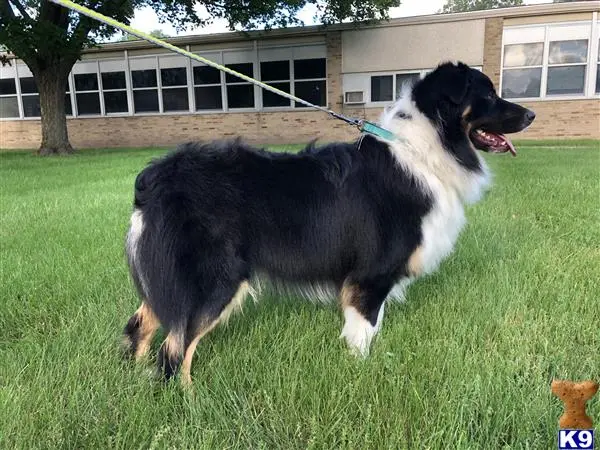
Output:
[{"xmin": 551, "ymin": 380, "xmax": 598, "ymax": 429}]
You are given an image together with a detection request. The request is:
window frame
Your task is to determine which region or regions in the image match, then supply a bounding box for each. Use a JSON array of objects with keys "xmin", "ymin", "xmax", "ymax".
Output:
[
  {"xmin": 368, "ymin": 69, "xmax": 429, "ymax": 105},
  {"xmin": 500, "ymin": 20, "xmax": 600, "ymax": 101},
  {"xmin": 192, "ymin": 54, "xmax": 224, "ymax": 112},
  {"xmin": 224, "ymin": 62, "xmax": 257, "ymax": 110},
  {"xmin": 72, "ymin": 61, "xmax": 103, "ymax": 116},
  {"xmin": 158, "ymin": 55, "xmax": 192, "ymax": 113},
  {"xmin": 99, "ymin": 59, "xmax": 130, "ymax": 115},
  {"xmin": 0, "ymin": 83, "xmax": 19, "ymax": 119},
  {"xmin": 129, "ymin": 56, "xmax": 161, "ymax": 114},
  {"xmin": 256, "ymin": 55, "xmax": 328, "ymax": 111},
  {"xmin": 259, "ymin": 60, "xmax": 293, "ymax": 109},
  {"xmin": 1, "ymin": 43, "xmax": 329, "ymax": 120},
  {"xmin": 0, "ymin": 65, "xmax": 20, "ymax": 119},
  {"xmin": 292, "ymin": 58, "xmax": 327, "ymax": 109}
]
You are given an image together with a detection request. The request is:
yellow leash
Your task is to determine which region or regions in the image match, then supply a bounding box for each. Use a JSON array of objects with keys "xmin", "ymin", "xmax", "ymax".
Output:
[{"xmin": 48, "ymin": 0, "xmax": 398, "ymax": 141}]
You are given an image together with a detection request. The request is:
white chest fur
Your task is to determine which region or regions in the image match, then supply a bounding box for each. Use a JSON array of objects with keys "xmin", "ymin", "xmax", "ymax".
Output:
[
  {"xmin": 419, "ymin": 189, "xmax": 466, "ymax": 276},
  {"xmin": 380, "ymin": 94, "xmax": 491, "ymax": 301}
]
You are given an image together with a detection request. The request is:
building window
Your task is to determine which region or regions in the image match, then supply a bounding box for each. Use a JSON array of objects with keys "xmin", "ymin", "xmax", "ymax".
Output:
[
  {"xmin": 0, "ymin": 78, "xmax": 18, "ymax": 118},
  {"xmin": 371, "ymin": 75, "xmax": 393, "ymax": 102},
  {"xmin": 18, "ymin": 77, "xmax": 72, "ymax": 117},
  {"xmin": 20, "ymin": 77, "xmax": 40, "ymax": 118},
  {"xmin": 193, "ymin": 65, "xmax": 222, "ymax": 110},
  {"xmin": 260, "ymin": 60, "xmax": 291, "ymax": 107},
  {"xmin": 101, "ymin": 71, "xmax": 128, "ymax": 113},
  {"xmin": 501, "ymin": 43, "xmax": 543, "ymax": 98},
  {"xmin": 225, "ymin": 63, "xmax": 254, "ymax": 109},
  {"xmin": 501, "ymin": 22, "xmax": 599, "ymax": 99},
  {"xmin": 547, "ymin": 39, "xmax": 588, "ymax": 96},
  {"xmin": 369, "ymin": 71, "xmax": 424, "ymax": 103},
  {"xmin": 74, "ymin": 72, "xmax": 101, "ymax": 115},
  {"xmin": 395, "ymin": 73, "xmax": 420, "ymax": 98},
  {"xmin": 161, "ymin": 67, "xmax": 189, "ymax": 112},
  {"xmin": 131, "ymin": 68, "xmax": 159, "ymax": 113},
  {"xmin": 293, "ymin": 59, "xmax": 326, "ymax": 107}
]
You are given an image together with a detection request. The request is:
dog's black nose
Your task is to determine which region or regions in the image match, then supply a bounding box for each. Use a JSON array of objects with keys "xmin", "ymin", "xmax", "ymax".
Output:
[{"xmin": 525, "ymin": 109, "xmax": 536, "ymax": 124}]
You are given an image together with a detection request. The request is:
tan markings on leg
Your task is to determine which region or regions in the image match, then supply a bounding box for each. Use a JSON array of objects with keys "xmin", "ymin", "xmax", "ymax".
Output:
[
  {"xmin": 407, "ymin": 246, "xmax": 423, "ymax": 277},
  {"xmin": 340, "ymin": 282, "xmax": 360, "ymax": 308},
  {"xmin": 219, "ymin": 281, "xmax": 250, "ymax": 324},
  {"xmin": 134, "ymin": 302, "xmax": 160, "ymax": 360},
  {"xmin": 163, "ymin": 329, "xmax": 184, "ymax": 362},
  {"xmin": 181, "ymin": 281, "xmax": 250, "ymax": 386}
]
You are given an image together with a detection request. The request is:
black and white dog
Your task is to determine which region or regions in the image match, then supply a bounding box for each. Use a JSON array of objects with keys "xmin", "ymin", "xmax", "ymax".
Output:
[{"xmin": 123, "ymin": 61, "xmax": 535, "ymax": 384}]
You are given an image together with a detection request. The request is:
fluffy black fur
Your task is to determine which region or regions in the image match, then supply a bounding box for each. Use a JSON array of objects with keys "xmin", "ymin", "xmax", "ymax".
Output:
[{"xmin": 123, "ymin": 61, "xmax": 535, "ymax": 381}]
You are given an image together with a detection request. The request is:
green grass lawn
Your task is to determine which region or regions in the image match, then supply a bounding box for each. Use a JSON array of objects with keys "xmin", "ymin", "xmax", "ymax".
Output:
[{"xmin": 1, "ymin": 142, "xmax": 599, "ymax": 449}]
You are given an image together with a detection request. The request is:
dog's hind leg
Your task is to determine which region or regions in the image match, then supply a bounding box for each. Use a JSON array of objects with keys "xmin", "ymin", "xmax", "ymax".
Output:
[
  {"xmin": 156, "ymin": 328, "xmax": 186, "ymax": 381},
  {"xmin": 181, "ymin": 280, "xmax": 251, "ymax": 387},
  {"xmin": 123, "ymin": 302, "xmax": 160, "ymax": 360}
]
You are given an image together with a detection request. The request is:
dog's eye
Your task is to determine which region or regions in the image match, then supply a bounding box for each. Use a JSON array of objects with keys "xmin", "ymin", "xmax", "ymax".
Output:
[{"xmin": 486, "ymin": 93, "xmax": 496, "ymax": 101}]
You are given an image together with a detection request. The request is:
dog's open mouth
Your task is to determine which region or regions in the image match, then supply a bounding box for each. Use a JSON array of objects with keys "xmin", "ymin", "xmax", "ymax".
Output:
[{"xmin": 470, "ymin": 129, "xmax": 517, "ymax": 156}]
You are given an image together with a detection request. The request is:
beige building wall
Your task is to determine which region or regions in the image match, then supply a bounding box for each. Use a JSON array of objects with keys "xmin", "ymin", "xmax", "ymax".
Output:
[{"xmin": 341, "ymin": 19, "xmax": 486, "ymax": 73}]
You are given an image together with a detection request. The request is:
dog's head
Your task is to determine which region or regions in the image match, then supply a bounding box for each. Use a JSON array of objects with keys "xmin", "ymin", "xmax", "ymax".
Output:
[{"xmin": 412, "ymin": 61, "xmax": 535, "ymax": 170}]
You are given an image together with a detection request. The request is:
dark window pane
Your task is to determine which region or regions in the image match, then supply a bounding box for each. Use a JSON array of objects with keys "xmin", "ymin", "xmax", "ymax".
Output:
[
  {"xmin": 294, "ymin": 80, "xmax": 326, "ymax": 107},
  {"xmin": 395, "ymin": 73, "xmax": 420, "ymax": 98},
  {"xmin": 132, "ymin": 69, "xmax": 157, "ymax": 88},
  {"xmin": 501, "ymin": 68, "xmax": 542, "ymax": 98},
  {"xmin": 76, "ymin": 92, "xmax": 101, "ymax": 115},
  {"xmin": 371, "ymin": 76, "xmax": 393, "ymax": 102},
  {"xmin": 549, "ymin": 40, "xmax": 588, "ymax": 65},
  {"xmin": 263, "ymin": 82, "xmax": 291, "ymax": 107},
  {"xmin": 546, "ymin": 65, "xmax": 586, "ymax": 95},
  {"xmin": 227, "ymin": 84, "xmax": 254, "ymax": 108},
  {"xmin": 225, "ymin": 63, "xmax": 253, "ymax": 83},
  {"xmin": 0, "ymin": 96, "xmax": 19, "ymax": 117},
  {"xmin": 74, "ymin": 73, "xmax": 98, "ymax": 91},
  {"xmin": 102, "ymin": 71, "xmax": 126, "ymax": 90},
  {"xmin": 294, "ymin": 59, "xmax": 326, "ymax": 80},
  {"xmin": 162, "ymin": 87, "xmax": 189, "ymax": 111},
  {"xmin": 596, "ymin": 65, "xmax": 600, "ymax": 94},
  {"xmin": 22, "ymin": 95, "xmax": 41, "ymax": 117},
  {"xmin": 193, "ymin": 66, "xmax": 221, "ymax": 85},
  {"xmin": 161, "ymin": 67, "xmax": 187, "ymax": 87},
  {"xmin": 195, "ymin": 86, "xmax": 222, "ymax": 110},
  {"xmin": 260, "ymin": 60, "xmax": 290, "ymax": 81},
  {"xmin": 20, "ymin": 77, "xmax": 38, "ymax": 94},
  {"xmin": 65, "ymin": 94, "xmax": 72, "ymax": 116},
  {"xmin": 133, "ymin": 89, "xmax": 159, "ymax": 112},
  {"xmin": 104, "ymin": 91, "xmax": 128, "ymax": 113},
  {"xmin": 0, "ymin": 79, "xmax": 17, "ymax": 95}
]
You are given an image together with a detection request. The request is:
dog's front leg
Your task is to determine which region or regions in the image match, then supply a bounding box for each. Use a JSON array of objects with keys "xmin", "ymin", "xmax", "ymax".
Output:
[{"xmin": 339, "ymin": 280, "xmax": 391, "ymax": 357}]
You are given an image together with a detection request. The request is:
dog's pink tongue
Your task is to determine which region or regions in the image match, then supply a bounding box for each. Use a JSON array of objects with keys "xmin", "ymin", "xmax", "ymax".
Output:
[
  {"xmin": 503, "ymin": 135, "xmax": 517, "ymax": 157},
  {"xmin": 487, "ymin": 132, "xmax": 517, "ymax": 157}
]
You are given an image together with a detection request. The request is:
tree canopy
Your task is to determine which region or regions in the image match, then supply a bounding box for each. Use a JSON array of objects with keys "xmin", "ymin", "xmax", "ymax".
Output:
[
  {"xmin": 0, "ymin": 0, "xmax": 400, "ymax": 154},
  {"xmin": 441, "ymin": 0, "xmax": 523, "ymax": 13}
]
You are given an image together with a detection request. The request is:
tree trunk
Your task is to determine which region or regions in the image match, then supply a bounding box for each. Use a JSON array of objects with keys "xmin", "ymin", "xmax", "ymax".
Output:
[{"xmin": 36, "ymin": 65, "xmax": 74, "ymax": 155}]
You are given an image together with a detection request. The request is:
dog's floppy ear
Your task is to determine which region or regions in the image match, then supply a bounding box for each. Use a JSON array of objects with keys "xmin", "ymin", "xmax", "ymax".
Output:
[{"xmin": 444, "ymin": 64, "xmax": 471, "ymax": 105}]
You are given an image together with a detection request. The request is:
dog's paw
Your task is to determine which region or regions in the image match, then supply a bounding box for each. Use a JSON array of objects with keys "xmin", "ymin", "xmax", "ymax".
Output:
[{"xmin": 340, "ymin": 307, "xmax": 376, "ymax": 358}]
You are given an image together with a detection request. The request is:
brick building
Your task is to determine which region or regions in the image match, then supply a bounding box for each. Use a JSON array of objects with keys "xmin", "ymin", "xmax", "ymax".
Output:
[{"xmin": 0, "ymin": 1, "xmax": 598, "ymax": 149}]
